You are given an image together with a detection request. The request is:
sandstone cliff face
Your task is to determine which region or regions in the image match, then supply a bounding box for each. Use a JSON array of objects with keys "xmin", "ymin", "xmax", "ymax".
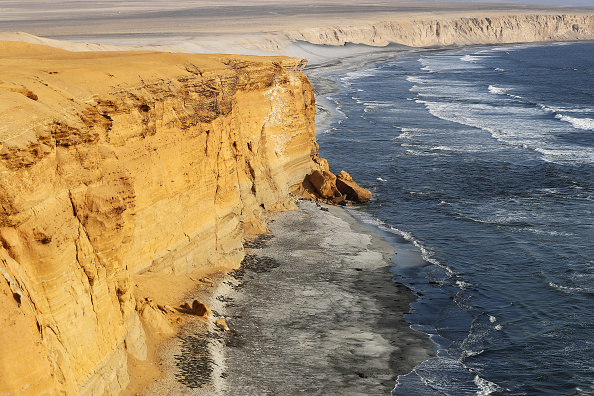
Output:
[
  {"xmin": 0, "ymin": 43, "xmax": 319, "ymax": 395},
  {"xmin": 257, "ymin": 14, "xmax": 594, "ymax": 50}
]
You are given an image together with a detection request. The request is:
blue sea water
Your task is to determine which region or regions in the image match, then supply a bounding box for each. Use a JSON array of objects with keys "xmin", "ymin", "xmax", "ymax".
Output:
[{"xmin": 315, "ymin": 42, "xmax": 594, "ymax": 395}]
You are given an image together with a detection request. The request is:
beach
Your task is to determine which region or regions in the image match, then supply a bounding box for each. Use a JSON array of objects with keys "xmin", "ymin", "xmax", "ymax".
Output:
[{"xmin": 137, "ymin": 200, "xmax": 433, "ymax": 395}]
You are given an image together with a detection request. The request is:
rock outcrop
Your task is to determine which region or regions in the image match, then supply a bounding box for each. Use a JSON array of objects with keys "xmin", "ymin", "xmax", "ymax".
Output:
[
  {"xmin": 336, "ymin": 171, "xmax": 372, "ymax": 203},
  {"xmin": 309, "ymin": 170, "xmax": 340, "ymax": 199},
  {"xmin": 0, "ymin": 42, "xmax": 321, "ymax": 395},
  {"xmin": 307, "ymin": 169, "xmax": 371, "ymax": 204}
]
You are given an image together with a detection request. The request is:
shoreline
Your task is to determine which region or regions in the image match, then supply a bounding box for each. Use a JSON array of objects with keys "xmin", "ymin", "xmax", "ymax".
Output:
[{"xmin": 144, "ymin": 199, "xmax": 434, "ymax": 395}]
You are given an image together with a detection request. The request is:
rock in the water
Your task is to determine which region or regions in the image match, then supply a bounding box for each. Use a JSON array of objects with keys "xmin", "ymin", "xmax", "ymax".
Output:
[
  {"xmin": 192, "ymin": 300, "xmax": 209, "ymax": 317},
  {"xmin": 336, "ymin": 171, "xmax": 372, "ymax": 203},
  {"xmin": 215, "ymin": 318, "xmax": 230, "ymax": 331}
]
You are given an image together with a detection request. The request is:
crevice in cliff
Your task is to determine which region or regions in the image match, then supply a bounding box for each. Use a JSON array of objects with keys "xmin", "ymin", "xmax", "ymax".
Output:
[
  {"xmin": 67, "ymin": 191, "xmax": 103, "ymax": 328},
  {"xmin": 68, "ymin": 190, "xmax": 80, "ymax": 221},
  {"xmin": 100, "ymin": 113, "xmax": 113, "ymax": 143},
  {"xmin": 185, "ymin": 63, "xmax": 203, "ymax": 77},
  {"xmin": 68, "ymin": 190, "xmax": 101, "ymax": 276},
  {"xmin": 1, "ymin": 262, "xmax": 44, "ymax": 340}
]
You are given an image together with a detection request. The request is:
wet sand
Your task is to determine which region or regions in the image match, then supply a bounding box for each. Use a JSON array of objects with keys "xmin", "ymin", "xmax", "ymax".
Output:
[{"xmin": 145, "ymin": 200, "xmax": 433, "ymax": 395}]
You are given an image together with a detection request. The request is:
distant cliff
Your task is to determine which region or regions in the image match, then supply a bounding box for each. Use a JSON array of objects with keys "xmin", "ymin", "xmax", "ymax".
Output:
[
  {"xmin": 3, "ymin": 13, "xmax": 594, "ymax": 57},
  {"xmin": 0, "ymin": 42, "xmax": 321, "ymax": 395},
  {"xmin": 246, "ymin": 14, "xmax": 594, "ymax": 51}
]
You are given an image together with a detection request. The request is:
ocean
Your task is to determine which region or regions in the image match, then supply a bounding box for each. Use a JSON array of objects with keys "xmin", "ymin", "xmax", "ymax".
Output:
[{"xmin": 314, "ymin": 42, "xmax": 594, "ymax": 395}]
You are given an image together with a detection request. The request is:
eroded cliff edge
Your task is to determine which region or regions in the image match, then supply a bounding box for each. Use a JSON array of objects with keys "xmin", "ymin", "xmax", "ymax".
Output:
[
  {"xmin": 3, "ymin": 13, "xmax": 594, "ymax": 56},
  {"xmin": 0, "ymin": 42, "xmax": 322, "ymax": 395},
  {"xmin": 278, "ymin": 14, "xmax": 594, "ymax": 49}
]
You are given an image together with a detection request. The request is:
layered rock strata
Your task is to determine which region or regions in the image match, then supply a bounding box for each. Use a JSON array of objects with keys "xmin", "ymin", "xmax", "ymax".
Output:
[
  {"xmin": 279, "ymin": 14, "xmax": 594, "ymax": 49},
  {"xmin": 0, "ymin": 42, "xmax": 322, "ymax": 395},
  {"xmin": 306, "ymin": 169, "xmax": 371, "ymax": 204}
]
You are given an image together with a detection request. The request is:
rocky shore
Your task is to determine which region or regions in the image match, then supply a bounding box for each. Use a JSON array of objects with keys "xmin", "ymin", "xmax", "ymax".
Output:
[{"xmin": 143, "ymin": 200, "xmax": 433, "ymax": 395}]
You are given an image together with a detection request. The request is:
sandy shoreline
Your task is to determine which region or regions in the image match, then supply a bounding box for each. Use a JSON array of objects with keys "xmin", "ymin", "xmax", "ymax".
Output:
[
  {"xmin": 295, "ymin": 42, "xmax": 420, "ymax": 134},
  {"xmin": 141, "ymin": 200, "xmax": 433, "ymax": 395}
]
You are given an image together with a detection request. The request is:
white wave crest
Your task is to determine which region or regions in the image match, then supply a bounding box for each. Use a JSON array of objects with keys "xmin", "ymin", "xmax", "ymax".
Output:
[
  {"xmin": 463, "ymin": 349, "xmax": 485, "ymax": 358},
  {"xmin": 519, "ymin": 227, "xmax": 574, "ymax": 237},
  {"xmin": 393, "ymin": 132, "xmax": 412, "ymax": 140},
  {"xmin": 347, "ymin": 209, "xmax": 455, "ymax": 275},
  {"xmin": 456, "ymin": 280, "xmax": 472, "ymax": 290},
  {"xmin": 413, "ymin": 94, "xmax": 594, "ymax": 165},
  {"xmin": 340, "ymin": 68, "xmax": 380, "ymax": 84},
  {"xmin": 461, "ymin": 54, "xmax": 481, "ymax": 63},
  {"xmin": 432, "ymin": 146, "xmax": 455, "ymax": 151},
  {"xmin": 406, "ymin": 75, "xmax": 426, "ymax": 84},
  {"xmin": 555, "ymin": 114, "xmax": 594, "ymax": 131},
  {"xmin": 475, "ymin": 375, "xmax": 505, "ymax": 395},
  {"xmin": 548, "ymin": 281, "xmax": 592, "ymax": 294},
  {"xmin": 488, "ymin": 85, "xmax": 507, "ymax": 95},
  {"xmin": 535, "ymin": 147, "xmax": 594, "ymax": 164}
]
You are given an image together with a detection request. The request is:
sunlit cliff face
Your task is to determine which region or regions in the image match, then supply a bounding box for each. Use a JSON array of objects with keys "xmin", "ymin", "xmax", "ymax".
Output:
[{"xmin": 0, "ymin": 45, "xmax": 321, "ymax": 395}]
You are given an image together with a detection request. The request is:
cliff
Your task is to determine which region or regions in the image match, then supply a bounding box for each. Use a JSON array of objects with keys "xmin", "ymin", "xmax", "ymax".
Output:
[
  {"xmin": 0, "ymin": 42, "xmax": 321, "ymax": 395},
  {"xmin": 247, "ymin": 14, "xmax": 594, "ymax": 52},
  {"xmin": 2, "ymin": 13, "xmax": 594, "ymax": 57}
]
